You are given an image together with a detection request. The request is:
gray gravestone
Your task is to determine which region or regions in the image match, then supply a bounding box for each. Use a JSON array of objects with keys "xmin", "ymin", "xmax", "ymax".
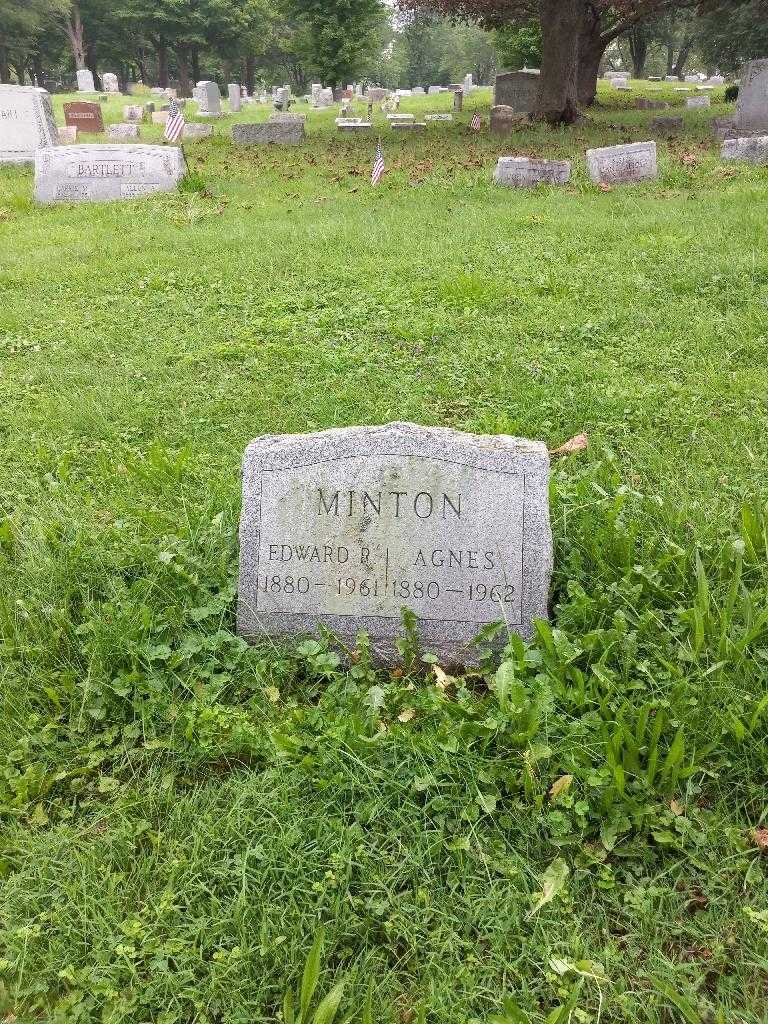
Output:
[
  {"xmin": 0, "ymin": 85, "xmax": 58, "ymax": 165},
  {"xmin": 102, "ymin": 72, "xmax": 120, "ymax": 94},
  {"xmin": 196, "ymin": 81, "xmax": 221, "ymax": 116},
  {"xmin": 686, "ymin": 95, "xmax": 711, "ymax": 109},
  {"xmin": 237, "ymin": 422, "xmax": 552, "ymax": 663},
  {"xmin": 123, "ymin": 104, "xmax": 145, "ymax": 121},
  {"xmin": 336, "ymin": 118, "xmax": 372, "ymax": 132},
  {"xmin": 464, "ymin": 73, "xmax": 474, "ymax": 93},
  {"xmin": 34, "ymin": 144, "xmax": 186, "ymax": 203},
  {"xmin": 232, "ymin": 122, "xmax": 304, "ymax": 144},
  {"xmin": 494, "ymin": 156, "xmax": 571, "ymax": 188},
  {"xmin": 77, "ymin": 68, "xmax": 95, "ymax": 92},
  {"xmin": 425, "ymin": 114, "xmax": 453, "ymax": 123},
  {"xmin": 58, "ymin": 126, "xmax": 77, "ymax": 144},
  {"xmin": 183, "ymin": 123, "xmax": 214, "ymax": 140},
  {"xmin": 413, "ymin": 87, "xmax": 425, "ymax": 96},
  {"xmin": 586, "ymin": 141, "xmax": 657, "ymax": 185},
  {"xmin": 736, "ymin": 58, "xmax": 768, "ymax": 133},
  {"xmin": 494, "ymin": 70, "xmax": 540, "ymax": 113},
  {"xmin": 490, "ymin": 105, "xmax": 528, "ymax": 134},
  {"xmin": 722, "ymin": 135, "xmax": 768, "ymax": 164},
  {"xmin": 453, "ymin": 89, "xmax": 463, "ymax": 112},
  {"xmin": 228, "ymin": 84, "xmax": 241, "ymax": 112},
  {"xmin": 108, "ymin": 123, "xmax": 139, "ymax": 139}
]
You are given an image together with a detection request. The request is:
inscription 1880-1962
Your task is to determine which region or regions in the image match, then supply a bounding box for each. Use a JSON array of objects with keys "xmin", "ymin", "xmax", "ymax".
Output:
[{"xmin": 237, "ymin": 423, "xmax": 552, "ymax": 664}]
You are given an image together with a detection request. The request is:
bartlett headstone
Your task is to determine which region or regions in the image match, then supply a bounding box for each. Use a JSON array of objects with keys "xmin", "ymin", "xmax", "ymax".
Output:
[
  {"xmin": 34, "ymin": 143, "xmax": 186, "ymax": 203},
  {"xmin": 228, "ymin": 84, "xmax": 241, "ymax": 112},
  {"xmin": 0, "ymin": 85, "xmax": 58, "ymax": 164},
  {"xmin": 232, "ymin": 121, "xmax": 304, "ymax": 144},
  {"xmin": 736, "ymin": 58, "xmax": 768, "ymax": 133},
  {"xmin": 722, "ymin": 135, "xmax": 768, "ymax": 164},
  {"xmin": 586, "ymin": 141, "xmax": 657, "ymax": 185},
  {"xmin": 237, "ymin": 423, "xmax": 552, "ymax": 663},
  {"xmin": 494, "ymin": 70, "xmax": 540, "ymax": 112},
  {"xmin": 77, "ymin": 68, "xmax": 95, "ymax": 92},
  {"xmin": 494, "ymin": 156, "xmax": 571, "ymax": 188},
  {"xmin": 64, "ymin": 100, "xmax": 104, "ymax": 134}
]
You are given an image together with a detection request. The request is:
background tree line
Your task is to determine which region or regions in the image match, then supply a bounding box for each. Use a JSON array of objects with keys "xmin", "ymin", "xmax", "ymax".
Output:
[{"xmin": 0, "ymin": 0, "xmax": 765, "ymax": 103}]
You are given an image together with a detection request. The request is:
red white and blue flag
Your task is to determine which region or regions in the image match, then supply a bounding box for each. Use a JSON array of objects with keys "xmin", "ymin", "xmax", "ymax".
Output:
[
  {"xmin": 470, "ymin": 111, "xmax": 482, "ymax": 131},
  {"xmin": 164, "ymin": 98, "xmax": 185, "ymax": 143},
  {"xmin": 371, "ymin": 139, "xmax": 385, "ymax": 186}
]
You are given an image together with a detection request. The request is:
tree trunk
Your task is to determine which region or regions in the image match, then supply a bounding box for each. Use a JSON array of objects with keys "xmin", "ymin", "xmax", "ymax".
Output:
[
  {"xmin": 672, "ymin": 38, "xmax": 693, "ymax": 80},
  {"xmin": 666, "ymin": 44, "xmax": 674, "ymax": 77},
  {"xmin": 245, "ymin": 55, "xmax": 255, "ymax": 95},
  {"xmin": 577, "ymin": 6, "xmax": 605, "ymax": 108},
  {"xmin": 0, "ymin": 46, "xmax": 8, "ymax": 83},
  {"xmin": 156, "ymin": 43, "xmax": 168, "ymax": 87},
  {"xmin": 11, "ymin": 57, "xmax": 26, "ymax": 85},
  {"xmin": 32, "ymin": 54, "xmax": 44, "ymax": 86},
  {"xmin": 628, "ymin": 25, "xmax": 648, "ymax": 79},
  {"xmin": 535, "ymin": 0, "xmax": 582, "ymax": 124},
  {"xmin": 176, "ymin": 46, "xmax": 191, "ymax": 96},
  {"xmin": 191, "ymin": 48, "xmax": 200, "ymax": 84},
  {"xmin": 63, "ymin": 2, "xmax": 87, "ymax": 69}
]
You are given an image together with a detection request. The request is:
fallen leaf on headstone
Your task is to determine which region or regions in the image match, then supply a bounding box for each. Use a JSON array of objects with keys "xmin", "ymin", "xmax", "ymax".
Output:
[
  {"xmin": 398, "ymin": 708, "xmax": 416, "ymax": 723},
  {"xmin": 549, "ymin": 775, "xmax": 574, "ymax": 800},
  {"xmin": 752, "ymin": 828, "xmax": 768, "ymax": 851},
  {"xmin": 526, "ymin": 857, "xmax": 569, "ymax": 920},
  {"xmin": 549, "ymin": 433, "xmax": 588, "ymax": 456}
]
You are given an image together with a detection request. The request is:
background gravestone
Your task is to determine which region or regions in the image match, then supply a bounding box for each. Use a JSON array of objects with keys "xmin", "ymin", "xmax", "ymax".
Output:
[
  {"xmin": 102, "ymin": 72, "xmax": 120, "ymax": 94},
  {"xmin": 493, "ymin": 70, "xmax": 540, "ymax": 113},
  {"xmin": 63, "ymin": 100, "xmax": 104, "ymax": 134},
  {"xmin": 494, "ymin": 156, "xmax": 571, "ymax": 188},
  {"xmin": 232, "ymin": 122, "xmax": 304, "ymax": 144},
  {"xmin": 34, "ymin": 144, "xmax": 186, "ymax": 203},
  {"xmin": 0, "ymin": 85, "xmax": 58, "ymax": 164},
  {"xmin": 722, "ymin": 135, "xmax": 768, "ymax": 164},
  {"xmin": 237, "ymin": 422, "xmax": 552, "ymax": 664},
  {"xmin": 76, "ymin": 68, "xmax": 95, "ymax": 92},
  {"xmin": 736, "ymin": 58, "xmax": 768, "ymax": 133},
  {"xmin": 228, "ymin": 84, "xmax": 242, "ymax": 112},
  {"xmin": 196, "ymin": 81, "xmax": 221, "ymax": 116}
]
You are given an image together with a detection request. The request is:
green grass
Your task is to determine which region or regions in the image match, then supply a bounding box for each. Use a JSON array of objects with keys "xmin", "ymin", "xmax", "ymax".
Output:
[{"xmin": 0, "ymin": 81, "xmax": 767, "ymax": 1024}]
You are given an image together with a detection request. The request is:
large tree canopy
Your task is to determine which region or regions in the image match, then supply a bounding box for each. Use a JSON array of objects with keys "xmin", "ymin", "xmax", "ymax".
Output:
[{"xmin": 397, "ymin": 0, "xmax": 731, "ymax": 120}]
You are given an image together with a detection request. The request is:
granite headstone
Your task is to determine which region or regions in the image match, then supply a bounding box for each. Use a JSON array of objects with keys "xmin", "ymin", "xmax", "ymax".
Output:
[
  {"xmin": 494, "ymin": 156, "xmax": 571, "ymax": 188},
  {"xmin": 586, "ymin": 141, "xmax": 657, "ymax": 185},
  {"xmin": 63, "ymin": 100, "xmax": 104, "ymax": 133},
  {"xmin": 0, "ymin": 85, "xmax": 58, "ymax": 164},
  {"xmin": 237, "ymin": 423, "xmax": 552, "ymax": 663},
  {"xmin": 34, "ymin": 143, "xmax": 186, "ymax": 203},
  {"xmin": 736, "ymin": 58, "xmax": 768, "ymax": 133}
]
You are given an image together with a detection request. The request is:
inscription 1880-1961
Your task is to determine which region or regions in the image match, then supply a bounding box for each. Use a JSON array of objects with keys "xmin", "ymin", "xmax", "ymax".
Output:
[{"xmin": 237, "ymin": 423, "xmax": 552, "ymax": 663}]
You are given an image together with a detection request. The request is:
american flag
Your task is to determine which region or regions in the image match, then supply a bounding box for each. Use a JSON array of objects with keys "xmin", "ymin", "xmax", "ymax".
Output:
[
  {"xmin": 371, "ymin": 139, "xmax": 385, "ymax": 186},
  {"xmin": 164, "ymin": 98, "xmax": 185, "ymax": 143},
  {"xmin": 470, "ymin": 111, "xmax": 482, "ymax": 131}
]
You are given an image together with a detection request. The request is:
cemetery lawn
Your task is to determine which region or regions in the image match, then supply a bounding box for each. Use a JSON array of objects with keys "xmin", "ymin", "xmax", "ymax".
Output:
[{"xmin": 1, "ymin": 84, "xmax": 768, "ymax": 1024}]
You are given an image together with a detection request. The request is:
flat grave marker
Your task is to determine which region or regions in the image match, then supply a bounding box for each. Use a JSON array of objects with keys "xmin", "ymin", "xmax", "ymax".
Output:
[{"xmin": 586, "ymin": 141, "xmax": 657, "ymax": 185}]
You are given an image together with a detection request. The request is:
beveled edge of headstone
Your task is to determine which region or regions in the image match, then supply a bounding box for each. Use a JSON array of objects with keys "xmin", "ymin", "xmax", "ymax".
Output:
[{"xmin": 237, "ymin": 421, "xmax": 552, "ymax": 664}]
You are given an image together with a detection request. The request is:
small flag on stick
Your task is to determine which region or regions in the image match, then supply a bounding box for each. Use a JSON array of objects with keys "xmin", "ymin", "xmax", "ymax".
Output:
[
  {"xmin": 164, "ymin": 97, "xmax": 185, "ymax": 143},
  {"xmin": 371, "ymin": 138, "xmax": 385, "ymax": 186},
  {"xmin": 470, "ymin": 111, "xmax": 482, "ymax": 131}
]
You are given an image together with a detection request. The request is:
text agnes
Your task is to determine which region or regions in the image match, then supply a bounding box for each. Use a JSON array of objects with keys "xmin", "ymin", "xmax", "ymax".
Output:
[{"xmin": 317, "ymin": 488, "xmax": 462, "ymax": 520}]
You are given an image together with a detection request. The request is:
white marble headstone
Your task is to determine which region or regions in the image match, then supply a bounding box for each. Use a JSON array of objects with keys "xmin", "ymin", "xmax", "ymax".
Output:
[
  {"xmin": 77, "ymin": 68, "xmax": 95, "ymax": 92},
  {"xmin": 0, "ymin": 85, "xmax": 58, "ymax": 164},
  {"xmin": 586, "ymin": 141, "xmax": 657, "ymax": 185}
]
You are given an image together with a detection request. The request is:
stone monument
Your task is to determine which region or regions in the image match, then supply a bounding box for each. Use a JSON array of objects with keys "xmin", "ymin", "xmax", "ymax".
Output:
[
  {"xmin": 34, "ymin": 144, "xmax": 186, "ymax": 203},
  {"xmin": 494, "ymin": 156, "xmax": 572, "ymax": 188},
  {"xmin": 736, "ymin": 58, "xmax": 768, "ymax": 133},
  {"xmin": 76, "ymin": 69, "xmax": 95, "ymax": 92},
  {"xmin": 0, "ymin": 85, "xmax": 58, "ymax": 164},
  {"xmin": 63, "ymin": 100, "xmax": 104, "ymax": 134},
  {"xmin": 228, "ymin": 84, "xmax": 242, "ymax": 112},
  {"xmin": 586, "ymin": 141, "xmax": 657, "ymax": 185},
  {"xmin": 494, "ymin": 70, "xmax": 540, "ymax": 113},
  {"xmin": 237, "ymin": 423, "xmax": 552, "ymax": 664}
]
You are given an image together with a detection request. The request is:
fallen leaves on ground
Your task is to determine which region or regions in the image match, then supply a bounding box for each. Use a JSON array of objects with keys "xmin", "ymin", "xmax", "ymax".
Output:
[{"xmin": 550, "ymin": 432, "xmax": 589, "ymax": 456}]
